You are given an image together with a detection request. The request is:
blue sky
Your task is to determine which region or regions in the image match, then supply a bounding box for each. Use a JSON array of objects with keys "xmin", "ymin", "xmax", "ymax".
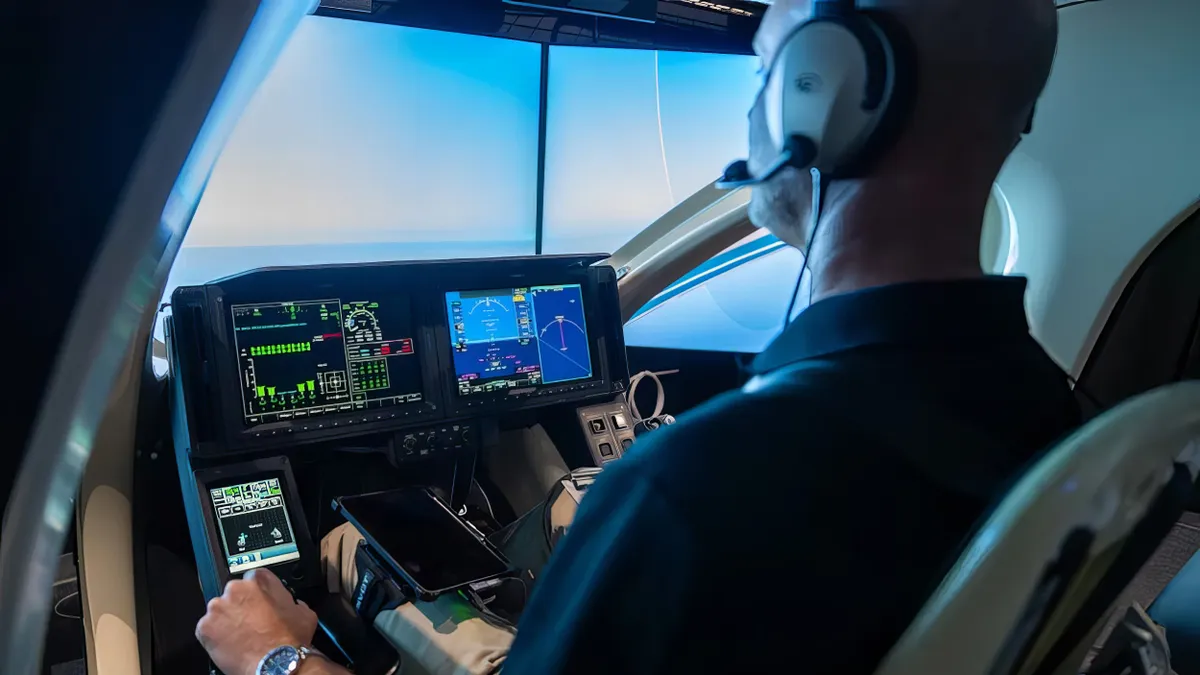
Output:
[
  {"xmin": 185, "ymin": 17, "xmax": 541, "ymax": 250},
  {"xmin": 543, "ymin": 47, "xmax": 761, "ymax": 254},
  {"xmin": 171, "ymin": 16, "xmax": 797, "ymax": 353}
]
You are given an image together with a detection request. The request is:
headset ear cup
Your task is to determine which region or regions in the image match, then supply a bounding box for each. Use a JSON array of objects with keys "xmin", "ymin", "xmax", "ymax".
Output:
[
  {"xmin": 828, "ymin": 11, "xmax": 916, "ymax": 178},
  {"xmin": 772, "ymin": 19, "xmax": 874, "ymax": 173}
]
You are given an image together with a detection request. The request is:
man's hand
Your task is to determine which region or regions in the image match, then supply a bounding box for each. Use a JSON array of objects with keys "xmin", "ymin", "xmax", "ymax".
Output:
[{"xmin": 196, "ymin": 569, "xmax": 319, "ymax": 675}]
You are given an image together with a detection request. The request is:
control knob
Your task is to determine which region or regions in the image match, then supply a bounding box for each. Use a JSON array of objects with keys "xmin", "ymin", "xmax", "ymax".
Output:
[{"xmin": 402, "ymin": 436, "xmax": 417, "ymax": 452}]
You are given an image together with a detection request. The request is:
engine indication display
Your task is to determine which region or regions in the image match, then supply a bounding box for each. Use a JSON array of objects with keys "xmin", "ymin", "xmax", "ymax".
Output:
[
  {"xmin": 232, "ymin": 298, "xmax": 423, "ymax": 426},
  {"xmin": 446, "ymin": 284, "xmax": 593, "ymax": 396}
]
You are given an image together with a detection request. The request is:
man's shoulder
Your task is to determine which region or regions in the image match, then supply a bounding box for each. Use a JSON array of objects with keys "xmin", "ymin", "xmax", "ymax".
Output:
[
  {"xmin": 626, "ymin": 384, "xmax": 830, "ymax": 456},
  {"xmin": 606, "ymin": 381, "xmax": 865, "ymax": 506},
  {"xmin": 626, "ymin": 368, "xmax": 856, "ymax": 458}
]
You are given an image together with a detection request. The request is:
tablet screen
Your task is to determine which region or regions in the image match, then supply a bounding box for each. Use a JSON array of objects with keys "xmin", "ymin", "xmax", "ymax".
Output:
[
  {"xmin": 338, "ymin": 489, "xmax": 509, "ymax": 594},
  {"xmin": 209, "ymin": 478, "xmax": 301, "ymax": 574}
]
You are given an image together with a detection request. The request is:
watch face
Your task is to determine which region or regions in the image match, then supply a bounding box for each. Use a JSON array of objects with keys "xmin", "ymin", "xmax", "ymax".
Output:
[{"xmin": 259, "ymin": 646, "xmax": 299, "ymax": 675}]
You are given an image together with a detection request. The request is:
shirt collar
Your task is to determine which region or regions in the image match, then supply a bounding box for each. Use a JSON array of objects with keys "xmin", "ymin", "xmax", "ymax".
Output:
[{"xmin": 751, "ymin": 277, "xmax": 1034, "ymax": 374}]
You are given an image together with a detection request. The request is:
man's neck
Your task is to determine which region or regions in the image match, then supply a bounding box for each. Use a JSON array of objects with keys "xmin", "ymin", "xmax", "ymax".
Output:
[{"xmin": 806, "ymin": 174, "xmax": 992, "ymax": 303}]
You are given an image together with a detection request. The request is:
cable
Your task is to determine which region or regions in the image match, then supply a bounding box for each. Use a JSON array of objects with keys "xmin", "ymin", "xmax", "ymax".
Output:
[
  {"xmin": 783, "ymin": 168, "xmax": 830, "ymax": 325},
  {"xmin": 807, "ymin": 169, "xmax": 830, "ymax": 309},
  {"xmin": 626, "ymin": 369, "xmax": 679, "ymax": 423},
  {"xmin": 784, "ymin": 267, "xmax": 806, "ymax": 326},
  {"xmin": 472, "ymin": 478, "xmax": 495, "ymax": 519},
  {"xmin": 54, "ymin": 591, "xmax": 81, "ymax": 620}
]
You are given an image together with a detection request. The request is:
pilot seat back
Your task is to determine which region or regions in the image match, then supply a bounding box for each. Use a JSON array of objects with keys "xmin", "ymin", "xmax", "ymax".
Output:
[{"xmin": 874, "ymin": 381, "xmax": 1200, "ymax": 675}]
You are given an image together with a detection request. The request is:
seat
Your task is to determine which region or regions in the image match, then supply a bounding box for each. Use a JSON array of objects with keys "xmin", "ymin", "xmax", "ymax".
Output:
[
  {"xmin": 874, "ymin": 381, "xmax": 1200, "ymax": 675},
  {"xmin": 1149, "ymin": 547, "xmax": 1200, "ymax": 672}
]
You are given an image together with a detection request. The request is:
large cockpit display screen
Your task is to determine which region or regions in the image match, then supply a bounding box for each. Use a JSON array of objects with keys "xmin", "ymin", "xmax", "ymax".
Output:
[
  {"xmin": 445, "ymin": 284, "xmax": 593, "ymax": 396},
  {"xmin": 231, "ymin": 298, "xmax": 423, "ymax": 425}
]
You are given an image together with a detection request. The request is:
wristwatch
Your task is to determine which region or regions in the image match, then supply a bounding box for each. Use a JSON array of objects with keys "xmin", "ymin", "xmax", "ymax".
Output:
[{"xmin": 256, "ymin": 644, "xmax": 317, "ymax": 675}]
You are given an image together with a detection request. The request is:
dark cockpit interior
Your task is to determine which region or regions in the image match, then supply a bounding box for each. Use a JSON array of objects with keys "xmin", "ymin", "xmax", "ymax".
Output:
[
  {"xmin": 8, "ymin": 1, "xmax": 1200, "ymax": 674},
  {"xmin": 158, "ymin": 254, "xmax": 639, "ymax": 671}
]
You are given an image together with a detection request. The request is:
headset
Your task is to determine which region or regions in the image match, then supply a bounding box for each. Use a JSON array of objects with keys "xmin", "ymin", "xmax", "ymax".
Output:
[{"xmin": 717, "ymin": 0, "xmax": 916, "ymax": 189}]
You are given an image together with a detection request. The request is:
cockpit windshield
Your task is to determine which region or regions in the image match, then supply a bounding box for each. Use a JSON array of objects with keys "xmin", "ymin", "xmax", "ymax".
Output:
[{"xmin": 167, "ymin": 14, "xmax": 801, "ymax": 355}]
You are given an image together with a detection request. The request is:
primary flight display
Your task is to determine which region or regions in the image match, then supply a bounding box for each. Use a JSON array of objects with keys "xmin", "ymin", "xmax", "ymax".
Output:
[
  {"xmin": 231, "ymin": 298, "xmax": 424, "ymax": 425},
  {"xmin": 445, "ymin": 284, "xmax": 593, "ymax": 396}
]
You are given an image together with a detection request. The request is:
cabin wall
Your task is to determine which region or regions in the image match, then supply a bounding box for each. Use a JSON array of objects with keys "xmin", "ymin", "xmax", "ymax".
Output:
[{"xmin": 1002, "ymin": 0, "xmax": 1200, "ymax": 374}]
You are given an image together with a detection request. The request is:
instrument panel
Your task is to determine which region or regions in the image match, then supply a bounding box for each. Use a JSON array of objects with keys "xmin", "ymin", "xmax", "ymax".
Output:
[
  {"xmin": 446, "ymin": 284, "xmax": 593, "ymax": 396},
  {"xmin": 169, "ymin": 255, "xmax": 627, "ymax": 455}
]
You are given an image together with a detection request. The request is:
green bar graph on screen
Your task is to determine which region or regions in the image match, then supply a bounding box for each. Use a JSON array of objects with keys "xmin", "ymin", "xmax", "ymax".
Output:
[
  {"xmin": 307, "ymin": 380, "xmax": 315, "ymax": 393},
  {"xmin": 250, "ymin": 341, "xmax": 312, "ymax": 357},
  {"xmin": 267, "ymin": 386, "xmax": 275, "ymax": 396},
  {"xmin": 256, "ymin": 386, "xmax": 265, "ymax": 398}
]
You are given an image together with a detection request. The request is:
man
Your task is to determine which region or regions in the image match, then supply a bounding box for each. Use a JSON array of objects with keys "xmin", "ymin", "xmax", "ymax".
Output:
[{"xmin": 197, "ymin": 0, "xmax": 1078, "ymax": 672}]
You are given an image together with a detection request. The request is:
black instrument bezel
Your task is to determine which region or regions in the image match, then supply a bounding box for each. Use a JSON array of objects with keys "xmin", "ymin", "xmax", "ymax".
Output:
[
  {"xmin": 430, "ymin": 257, "xmax": 619, "ymax": 418},
  {"xmin": 171, "ymin": 255, "xmax": 627, "ymax": 455},
  {"xmin": 192, "ymin": 456, "xmax": 321, "ymax": 595}
]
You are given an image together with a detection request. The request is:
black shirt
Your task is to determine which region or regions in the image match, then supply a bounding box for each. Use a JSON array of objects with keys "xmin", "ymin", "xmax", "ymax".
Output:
[{"xmin": 503, "ymin": 277, "xmax": 1081, "ymax": 674}]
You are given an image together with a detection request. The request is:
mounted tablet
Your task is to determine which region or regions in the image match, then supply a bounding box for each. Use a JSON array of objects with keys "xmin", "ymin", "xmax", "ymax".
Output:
[{"xmin": 335, "ymin": 488, "xmax": 513, "ymax": 601}]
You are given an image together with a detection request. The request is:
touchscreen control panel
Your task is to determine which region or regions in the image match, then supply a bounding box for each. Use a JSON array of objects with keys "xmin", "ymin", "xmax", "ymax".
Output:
[
  {"xmin": 209, "ymin": 478, "xmax": 300, "ymax": 574},
  {"xmin": 233, "ymin": 298, "xmax": 423, "ymax": 425}
]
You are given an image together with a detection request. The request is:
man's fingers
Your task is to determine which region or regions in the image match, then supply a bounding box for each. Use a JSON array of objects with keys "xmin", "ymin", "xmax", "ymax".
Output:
[
  {"xmin": 195, "ymin": 613, "xmax": 213, "ymax": 643},
  {"xmin": 223, "ymin": 577, "xmax": 252, "ymax": 600},
  {"xmin": 247, "ymin": 568, "xmax": 294, "ymax": 605}
]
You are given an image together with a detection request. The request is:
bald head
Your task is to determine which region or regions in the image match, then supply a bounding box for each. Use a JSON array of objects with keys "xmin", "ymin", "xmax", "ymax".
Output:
[
  {"xmin": 861, "ymin": 0, "xmax": 1058, "ymax": 154},
  {"xmin": 755, "ymin": 0, "xmax": 1058, "ymax": 163}
]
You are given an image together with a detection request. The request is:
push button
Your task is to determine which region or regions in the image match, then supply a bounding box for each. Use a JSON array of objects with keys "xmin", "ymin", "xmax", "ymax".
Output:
[
  {"xmin": 611, "ymin": 413, "xmax": 629, "ymax": 430},
  {"xmin": 620, "ymin": 438, "xmax": 634, "ymax": 450},
  {"xmin": 589, "ymin": 418, "xmax": 607, "ymax": 434},
  {"xmin": 598, "ymin": 443, "xmax": 614, "ymax": 458}
]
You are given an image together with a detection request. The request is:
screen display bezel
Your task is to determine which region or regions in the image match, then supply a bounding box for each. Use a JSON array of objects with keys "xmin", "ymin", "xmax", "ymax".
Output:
[
  {"xmin": 335, "ymin": 488, "xmax": 513, "ymax": 600},
  {"xmin": 431, "ymin": 262, "xmax": 617, "ymax": 417},
  {"xmin": 194, "ymin": 457, "xmax": 321, "ymax": 592},
  {"xmin": 444, "ymin": 283, "xmax": 598, "ymax": 396},
  {"xmin": 202, "ymin": 264, "xmax": 444, "ymax": 452}
]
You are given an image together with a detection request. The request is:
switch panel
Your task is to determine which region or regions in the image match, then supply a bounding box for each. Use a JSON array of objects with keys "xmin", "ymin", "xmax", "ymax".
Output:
[
  {"xmin": 576, "ymin": 396, "xmax": 637, "ymax": 465},
  {"xmin": 393, "ymin": 422, "xmax": 476, "ymax": 463}
]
